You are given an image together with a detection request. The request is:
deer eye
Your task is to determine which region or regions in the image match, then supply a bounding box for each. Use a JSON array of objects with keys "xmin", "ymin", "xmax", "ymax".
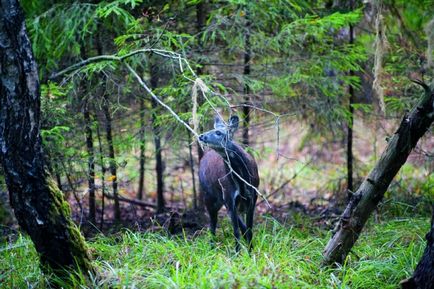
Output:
[{"xmin": 215, "ymin": 131, "xmax": 222, "ymax": 136}]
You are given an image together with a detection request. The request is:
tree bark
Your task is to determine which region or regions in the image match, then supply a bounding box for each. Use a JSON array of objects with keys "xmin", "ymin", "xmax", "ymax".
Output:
[
  {"xmin": 187, "ymin": 130, "xmax": 198, "ymax": 209},
  {"xmin": 137, "ymin": 98, "xmax": 146, "ymax": 200},
  {"xmin": 323, "ymin": 81, "xmax": 434, "ymax": 266},
  {"xmin": 347, "ymin": 24, "xmax": 355, "ymax": 197},
  {"xmin": 0, "ymin": 0, "xmax": 93, "ymax": 276},
  {"xmin": 83, "ymin": 102, "xmax": 96, "ymax": 224},
  {"xmin": 242, "ymin": 9, "xmax": 251, "ymax": 146},
  {"xmin": 401, "ymin": 205, "xmax": 434, "ymax": 289},
  {"xmin": 150, "ymin": 60, "xmax": 165, "ymax": 213},
  {"xmin": 196, "ymin": 0, "xmax": 206, "ymax": 77},
  {"xmin": 196, "ymin": 0, "xmax": 206, "ymax": 211},
  {"xmin": 96, "ymin": 121, "xmax": 106, "ymax": 230},
  {"xmin": 102, "ymin": 95, "xmax": 121, "ymax": 221}
]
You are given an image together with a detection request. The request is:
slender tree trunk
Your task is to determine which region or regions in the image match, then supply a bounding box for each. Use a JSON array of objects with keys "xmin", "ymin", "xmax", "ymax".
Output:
[
  {"xmin": 150, "ymin": 60, "xmax": 165, "ymax": 213},
  {"xmin": 94, "ymin": 26, "xmax": 107, "ymax": 228},
  {"xmin": 53, "ymin": 161, "xmax": 63, "ymax": 192},
  {"xmin": 323, "ymin": 82, "xmax": 434, "ymax": 266},
  {"xmin": 102, "ymin": 95, "xmax": 121, "ymax": 221},
  {"xmin": 96, "ymin": 122, "xmax": 106, "ymax": 230},
  {"xmin": 347, "ymin": 24, "xmax": 355, "ymax": 198},
  {"xmin": 83, "ymin": 102, "xmax": 96, "ymax": 224},
  {"xmin": 187, "ymin": 130, "xmax": 198, "ymax": 209},
  {"xmin": 79, "ymin": 43, "xmax": 96, "ymax": 224},
  {"xmin": 401, "ymin": 205, "xmax": 434, "ymax": 289},
  {"xmin": 45, "ymin": 153, "xmax": 62, "ymax": 192},
  {"xmin": 196, "ymin": 0, "xmax": 206, "ymax": 77},
  {"xmin": 61, "ymin": 160, "xmax": 83, "ymax": 218},
  {"xmin": 242, "ymin": 10, "xmax": 251, "ymax": 146},
  {"xmin": 0, "ymin": 0, "xmax": 93, "ymax": 277},
  {"xmin": 137, "ymin": 98, "xmax": 146, "ymax": 200},
  {"xmin": 196, "ymin": 0, "xmax": 206, "ymax": 210}
]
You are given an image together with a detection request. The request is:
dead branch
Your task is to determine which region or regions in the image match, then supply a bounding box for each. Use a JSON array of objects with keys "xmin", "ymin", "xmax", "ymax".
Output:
[{"xmin": 103, "ymin": 192, "xmax": 156, "ymax": 208}]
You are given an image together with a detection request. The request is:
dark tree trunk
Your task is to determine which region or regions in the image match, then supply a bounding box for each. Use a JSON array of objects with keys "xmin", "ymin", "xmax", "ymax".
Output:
[
  {"xmin": 55, "ymin": 170, "xmax": 63, "ymax": 192},
  {"xmin": 401, "ymin": 205, "xmax": 434, "ymax": 289},
  {"xmin": 45, "ymin": 153, "xmax": 63, "ymax": 192},
  {"xmin": 83, "ymin": 102, "xmax": 96, "ymax": 224},
  {"xmin": 96, "ymin": 121, "xmax": 106, "ymax": 230},
  {"xmin": 323, "ymin": 82, "xmax": 434, "ymax": 266},
  {"xmin": 61, "ymin": 160, "xmax": 83, "ymax": 217},
  {"xmin": 197, "ymin": 144, "xmax": 205, "ymax": 211},
  {"xmin": 187, "ymin": 130, "xmax": 198, "ymax": 209},
  {"xmin": 102, "ymin": 95, "xmax": 121, "ymax": 221},
  {"xmin": 196, "ymin": 0, "xmax": 206, "ymax": 211},
  {"xmin": 79, "ymin": 44, "xmax": 96, "ymax": 224},
  {"xmin": 196, "ymin": 0, "xmax": 206, "ymax": 76},
  {"xmin": 347, "ymin": 24, "xmax": 355, "ymax": 198},
  {"xmin": 150, "ymin": 61, "xmax": 165, "ymax": 213},
  {"xmin": 242, "ymin": 10, "xmax": 251, "ymax": 146},
  {"xmin": 137, "ymin": 98, "xmax": 146, "ymax": 200},
  {"xmin": 0, "ymin": 0, "xmax": 93, "ymax": 276}
]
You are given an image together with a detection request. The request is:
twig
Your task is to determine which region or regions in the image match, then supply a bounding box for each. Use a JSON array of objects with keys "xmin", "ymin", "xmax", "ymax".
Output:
[{"xmin": 258, "ymin": 159, "xmax": 312, "ymax": 205}]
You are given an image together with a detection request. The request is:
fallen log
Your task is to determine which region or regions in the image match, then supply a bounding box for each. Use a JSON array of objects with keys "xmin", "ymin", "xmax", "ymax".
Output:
[
  {"xmin": 103, "ymin": 193, "xmax": 156, "ymax": 208},
  {"xmin": 323, "ymin": 80, "xmax": 434, "ymax": 266}
]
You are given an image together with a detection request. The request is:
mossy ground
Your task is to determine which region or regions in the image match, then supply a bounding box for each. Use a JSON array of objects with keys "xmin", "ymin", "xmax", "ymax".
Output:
[{"xmin": 0, "ymin": 210, "xmax": 429, "ymax": 289}]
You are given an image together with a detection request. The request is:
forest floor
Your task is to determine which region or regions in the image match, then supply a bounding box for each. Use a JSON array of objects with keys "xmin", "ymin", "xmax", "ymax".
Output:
[{"xmin": 1, "ymin": 200, "xmax": 431, "ymax": 289}]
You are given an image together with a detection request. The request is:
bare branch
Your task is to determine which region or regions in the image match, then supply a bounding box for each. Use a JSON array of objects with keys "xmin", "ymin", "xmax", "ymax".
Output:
[{"xmin": 124, "ymin": 63, "xmax": 199, "ymax": 137}]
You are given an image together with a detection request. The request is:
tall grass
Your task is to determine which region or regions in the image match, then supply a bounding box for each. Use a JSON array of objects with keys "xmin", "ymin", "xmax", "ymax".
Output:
[{"xmin": 0, "ymin": 216, "xmax": 428, "ymax": 288}]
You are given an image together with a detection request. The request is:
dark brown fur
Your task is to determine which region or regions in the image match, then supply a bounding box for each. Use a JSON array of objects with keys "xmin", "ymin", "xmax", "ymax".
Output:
[{"xmin": 199, "ymin": 142, "xmax": 259, "ymax": 251}]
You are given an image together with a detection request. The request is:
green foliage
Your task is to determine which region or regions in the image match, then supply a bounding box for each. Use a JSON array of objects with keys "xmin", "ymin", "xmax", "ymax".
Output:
[{"xmin": 0, "ymin": 215, "xmax": 429, "ymax": 288}]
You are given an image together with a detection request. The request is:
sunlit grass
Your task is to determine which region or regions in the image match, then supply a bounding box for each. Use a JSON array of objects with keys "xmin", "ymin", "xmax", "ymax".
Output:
[{"xmin": 0, "ymin": 216, "xmax": 428, "ymax": 288}]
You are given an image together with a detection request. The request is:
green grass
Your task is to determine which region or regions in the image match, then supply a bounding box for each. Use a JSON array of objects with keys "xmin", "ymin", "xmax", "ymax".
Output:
[{"xmin": 0, "ymin": 216, "xmax": 428, "ymax": 289}]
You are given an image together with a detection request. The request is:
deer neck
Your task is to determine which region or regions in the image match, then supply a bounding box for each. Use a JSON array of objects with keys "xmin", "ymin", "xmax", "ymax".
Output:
[{"xmin": 219, "ymin": 142, "xmax": 252, "ymax": 184}]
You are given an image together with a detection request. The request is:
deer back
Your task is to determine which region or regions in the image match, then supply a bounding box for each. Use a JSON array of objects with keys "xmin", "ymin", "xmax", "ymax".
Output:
[{"xmin": 199, "ymin": 142, "xmax": 259, "ymax": 208}]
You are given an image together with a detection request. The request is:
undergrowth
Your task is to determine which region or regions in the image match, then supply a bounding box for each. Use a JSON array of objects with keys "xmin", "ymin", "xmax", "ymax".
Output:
[{"xmin": 0, "ymin": 215, "xmax": 428, "ymax": 289}]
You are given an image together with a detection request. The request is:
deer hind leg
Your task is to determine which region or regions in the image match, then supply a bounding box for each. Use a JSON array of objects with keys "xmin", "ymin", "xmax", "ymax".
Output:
[
  {"xmin": 237, "ymin": 216, "xmax": 247, "ymax": 239},
  {"xmin": 208, "ymin": 208, "xmax": 218, "ymax": 236},
  {"xmin": 227, "ymin": 194, "xmax": 242, "ymax": 252},
  {"xmin": 245, "ymin": 194, "xmax": 257, "ymax": 251}
]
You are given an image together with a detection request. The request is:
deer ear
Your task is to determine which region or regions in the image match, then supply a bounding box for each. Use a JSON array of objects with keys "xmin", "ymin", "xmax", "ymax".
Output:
[
  {"xmin": 214, "ymin": 116, "xmax": 225, "ymax": 130},
  {"xmin": 228, "ymin": 115, "xmax": 239, "ymax": 138}
]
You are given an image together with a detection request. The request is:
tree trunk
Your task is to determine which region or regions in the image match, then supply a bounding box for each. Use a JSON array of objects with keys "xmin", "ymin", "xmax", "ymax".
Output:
[
  {"xmin": 96, "ymin": 121, "xmax": 106, "ymax": 230},
  {"xmin": 83, "ymin": 102, "xmax": 96, "ymax": 224},
  {"xmin": 196, "ymin": 0, "xmax": 206, "ymax": 211},
  {"xmin": 102, "ymin": 95, "xmax": 121, "ymax": 221},
  {"xmin": 150, "ymin": 60, "xmax": 165, "ymax": 213},
  {"xmin": 323, "ymin": 81, "xmax": 434, "ymax": 266},
  {"xmin": 137, "ymin": 98, "xmax": 146, "ymax": 200},
  {"xmin": 401, "ymin": 205, "xmax": 434, "ymax": 289},
  {"xmin": 0, "ymin": 0, "xmax": 93, "ymax": 276},
  {"xmin": 54, "ymin": 164, "xmax": 63, "ymax": 193},
  {"xmin": 197, "ymin": 144, "xmax": 205, "ymax": 211},
  {"xmin": 242, "ymin": 9, "xmax": 251, "ymax": 146},
  {"xmin": 196, "ymin": 0, "xmax": 206, "ymax": 77},
  {"xmin": 347, "ymin": 24, "xmax": 355, "ymax": 198},
  {"xmin": 187, "ymin": 130, "xmax": 198, "ymax": 209}
]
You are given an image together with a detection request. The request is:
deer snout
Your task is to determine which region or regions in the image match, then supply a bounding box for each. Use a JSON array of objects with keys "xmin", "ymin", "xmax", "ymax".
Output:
[{"xmin": 199, "ymin": 134, "xmax": 207, "ymax": 142}]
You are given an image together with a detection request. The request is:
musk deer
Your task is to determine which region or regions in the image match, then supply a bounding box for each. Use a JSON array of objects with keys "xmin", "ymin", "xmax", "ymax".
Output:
[{"xmin": 198, "ymin": 115, "xmax": 259, "ymax": 251}]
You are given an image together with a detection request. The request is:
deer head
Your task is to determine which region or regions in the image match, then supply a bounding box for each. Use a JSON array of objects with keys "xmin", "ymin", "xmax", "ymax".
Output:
[{"xmin": 198, "ymin": 115, "xmax": 239, "ymax": 153}]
